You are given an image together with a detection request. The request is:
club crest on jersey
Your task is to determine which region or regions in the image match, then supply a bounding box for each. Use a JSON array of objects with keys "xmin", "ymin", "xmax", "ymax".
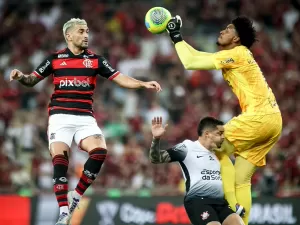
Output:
[
  {"xmin": 83, "ymin": 58, "xmax": 93, "ymax": 68},
  {"xmin": 200, "ymin": 211, "xmax": 210, "ymax": 220}
]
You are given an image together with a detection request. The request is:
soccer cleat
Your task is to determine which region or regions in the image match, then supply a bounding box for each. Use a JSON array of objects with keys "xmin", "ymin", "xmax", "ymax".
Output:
[
  {"xmin": 55, "ymin": 212, "xmax": 70, "ymax": 225},
  {"xmin": 235, "ymin": 203, "xmax": 246, "ymax": 217},
  {"xmin": 68, "ymin": 191, "xmax": 81, "ymax": 216}
]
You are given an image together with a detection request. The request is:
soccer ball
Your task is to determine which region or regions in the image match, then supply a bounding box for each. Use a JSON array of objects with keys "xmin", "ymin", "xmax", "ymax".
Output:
[{"xmin": 145, "ymin": 7, "xmax": 172, "ymax": 34}]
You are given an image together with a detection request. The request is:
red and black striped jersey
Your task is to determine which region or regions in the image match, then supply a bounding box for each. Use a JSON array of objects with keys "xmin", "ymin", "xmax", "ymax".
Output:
[{"xmin": 33, "ymin": 48, "xmax": 120, "ymax": 117}]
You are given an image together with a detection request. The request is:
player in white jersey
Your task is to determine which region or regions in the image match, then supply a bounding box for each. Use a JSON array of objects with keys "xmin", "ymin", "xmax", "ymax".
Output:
[{"xmin": 149, "ymin": 117, "xmax": 244, "ymax": 225}]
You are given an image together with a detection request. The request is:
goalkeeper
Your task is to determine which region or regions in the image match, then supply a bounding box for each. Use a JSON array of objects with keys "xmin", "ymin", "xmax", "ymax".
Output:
[{"xmin": 165, "ymin": 15, "xmax": 282, "ymax": 225}]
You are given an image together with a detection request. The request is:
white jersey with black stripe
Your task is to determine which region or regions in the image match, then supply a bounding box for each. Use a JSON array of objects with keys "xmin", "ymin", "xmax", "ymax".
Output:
[{"xmin": 167, "ymin": 139, "xmax": 224, "ymax": 199}]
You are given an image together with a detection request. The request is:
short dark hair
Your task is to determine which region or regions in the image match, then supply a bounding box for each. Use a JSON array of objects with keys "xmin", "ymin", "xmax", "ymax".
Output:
[
  {"xmin": 232, "ymin": 16, "xmax": 257, "ymax": 48},
  {"xmin": 197, "ymin": 117, "xmax": 224, "ymax": 136}
]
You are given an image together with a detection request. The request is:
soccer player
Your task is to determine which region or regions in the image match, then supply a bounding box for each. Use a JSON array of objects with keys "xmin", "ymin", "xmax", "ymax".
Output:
[
  {"xmin": 10, "ymin": 18, "xmax": 162, "ymax": 225},
  {"xmin": 164, "ymin": 16, "xmax": 282, "ymax": 224},
  {"xmin": 150, "ymin": 116, "xmax": 244, "ymax": 225}
]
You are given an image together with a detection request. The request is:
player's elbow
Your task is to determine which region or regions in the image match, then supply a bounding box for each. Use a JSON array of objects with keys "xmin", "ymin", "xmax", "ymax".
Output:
[
  {"xmin": 29, "ymin": 83, "xmax": 37, "ymax": 87},
  {"xmin": 182, "ymin": 63, "xmax": 193, "ymax": 70},
  {"xmin": 149, "ymin": 158, "xmax": 160, "ymax": 164},
  {"xmin": 180, "ymin": 57, "xmax": 195, "ymax": 70},
  {"xmin": 150, "ymin": 159, "xmax": 159, "ymax": 164},
  {"xmin": 23, "ymin": 83, "xmax": 36, "ymax": 88}
]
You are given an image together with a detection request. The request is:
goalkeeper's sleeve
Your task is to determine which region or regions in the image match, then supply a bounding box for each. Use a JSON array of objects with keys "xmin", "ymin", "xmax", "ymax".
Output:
[{"xmin": 175, "ymin": 41, "xmax": 216, "ymax": 70}]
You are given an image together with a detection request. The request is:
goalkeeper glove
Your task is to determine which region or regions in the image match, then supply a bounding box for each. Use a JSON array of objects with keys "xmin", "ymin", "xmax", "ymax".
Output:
[{"xmin": 166, "ymin": 15, "xmax": 183, "ymax": 44}]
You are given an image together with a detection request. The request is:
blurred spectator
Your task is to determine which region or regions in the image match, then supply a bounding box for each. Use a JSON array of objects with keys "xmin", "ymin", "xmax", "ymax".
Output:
[{"xmin": 256, "ymin": 166, "xmax": 278, "ymax": 196}]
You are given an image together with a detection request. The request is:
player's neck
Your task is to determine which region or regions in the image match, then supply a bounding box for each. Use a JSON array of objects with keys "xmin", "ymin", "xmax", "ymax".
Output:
[
  {"xmin": 68, "ymin": 45, "xmax": 85, "ymax": 55},
  {"xmin": 219, "ymin": 43, "xmax": 240, "ymax": 50},
  {"xmin": 197, "ymin": 138, "xmax": 213, "ymax": 152}
]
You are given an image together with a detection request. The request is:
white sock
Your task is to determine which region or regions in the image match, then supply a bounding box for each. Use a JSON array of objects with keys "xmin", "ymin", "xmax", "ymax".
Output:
[
  {"xmin": 73, "ymin": 190, "xmax": 82, "ymax": 199},
  {"xmin": 60, "ymin": 206, "xmax": 69, "ymax": 215}
]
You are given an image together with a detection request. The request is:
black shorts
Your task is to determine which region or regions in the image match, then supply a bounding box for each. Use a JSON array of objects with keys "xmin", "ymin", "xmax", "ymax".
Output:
[{"xmin": 184, "ymin": 196, "xmax": 234, "ymax": 225}]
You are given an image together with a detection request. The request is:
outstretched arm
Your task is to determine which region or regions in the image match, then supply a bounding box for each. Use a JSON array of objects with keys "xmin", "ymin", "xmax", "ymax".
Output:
[
  {"xmin": 97, "ymin": 56, "xmax": 161, "ymax": 92},
  {"xmin": 18, "ymin": 74, "xmax": 41, "ymax": 87},
  {"xmin": 175, "ymin": 41, "xmax": 216, "ymax": 70},
  {"xmin": 10, "ymin": 56, "xmax": 53, "ymax": 87},
  {"xmin": 112, "ymin": 73, "xmax": 162, "ymax": 91},
  {"xmin": 10, "ymin": 70, "xmax": 41, "ymax": 87},
  {"xmin": 166, "ymin": 16, "xmax": 216, "ymax": 70}
]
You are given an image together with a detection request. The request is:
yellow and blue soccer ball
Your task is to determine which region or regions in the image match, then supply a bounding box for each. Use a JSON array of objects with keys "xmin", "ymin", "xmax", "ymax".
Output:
[{"xmin": 145, "ymin": 7, "xmax": 172, "ymax": 34}]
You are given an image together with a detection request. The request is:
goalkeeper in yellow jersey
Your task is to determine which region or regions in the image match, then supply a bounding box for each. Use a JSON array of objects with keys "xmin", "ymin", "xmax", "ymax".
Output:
[{"xmin": 165, "ymin": 16, "xmax": 282, "ymax": 225}]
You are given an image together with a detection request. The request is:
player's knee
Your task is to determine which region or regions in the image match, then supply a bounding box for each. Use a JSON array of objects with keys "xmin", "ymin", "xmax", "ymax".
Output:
[
  {"xmin": 235, "ymin": 166, "xmax": 252, "ymax": 186},
  {"xmin": 50, "ymin": 142, "xmax": 70, "ymax": 157},
  {"xmin": 220, "ymin": 138, "xmax": 235, "ymax": 155},
  {"xmin": 81, "ymin": 134, "xmax": 106, "ymax": 152},
  {"xmin": 222, "ymin": 213, "xmax": 244, "ymax": 225},
  {"xmin": 235, "ymin": 157, "xmax": 256, "ymax": 186},
  {"xmin": 235, "ymin": 173, "xmax": 251, "ymax": 187},
  {"xmin": 207, "ymin": 221, "xmax": 222, "ymax": 225}
]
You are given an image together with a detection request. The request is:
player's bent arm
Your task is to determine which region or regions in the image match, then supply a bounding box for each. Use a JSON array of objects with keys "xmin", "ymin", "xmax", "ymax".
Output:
[
  {"xmin": 149, "ymin": 138, "xmax": 171, "ymax": 164},
  {"xmin": 18, "ymin": 73, "xmax": 41, "ymax": 87},
  {"xmin": 175, "ymin": 41, "xmax": 216, "ymax": 70},
  {"xmin": 111, "ymin": 73, "xmax": 145, "ymax": 89}
]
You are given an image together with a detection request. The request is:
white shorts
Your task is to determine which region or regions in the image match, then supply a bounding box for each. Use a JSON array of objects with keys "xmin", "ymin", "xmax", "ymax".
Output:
[{"xmin": 47, "ymin": 114, "xmax": 103, "ymax": 149}]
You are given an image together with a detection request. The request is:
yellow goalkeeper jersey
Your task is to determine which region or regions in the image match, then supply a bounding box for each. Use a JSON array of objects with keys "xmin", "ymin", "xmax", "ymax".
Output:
[
  {"xmin": 212, "ymin": 45, "xmax": 280, "ymax": 115},
  {"xmin": 175, "ymin": 42, "xmax": 280, "ymax": 115}
]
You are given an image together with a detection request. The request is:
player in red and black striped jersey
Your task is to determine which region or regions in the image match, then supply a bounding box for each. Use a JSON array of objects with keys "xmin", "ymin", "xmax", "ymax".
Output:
[
  {"xmin": 12, "ymin": 42, "xmax": 159, "ymax": 116},
  {"xmin": 25, "ymin": 47, "xmax": 130, "ymax": 116},
  {"xmin": 10, "ymin": 18, "xmax": 161, "ymax": 225}
]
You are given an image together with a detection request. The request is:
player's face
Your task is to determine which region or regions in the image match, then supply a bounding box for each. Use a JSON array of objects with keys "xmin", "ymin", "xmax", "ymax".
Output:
[
  {"xmin": 207, "ymin": 125, "xmax": 225, "ymax": 150},
  {"xmin": 217, "ymin": 24, "xmax": 239, "ymax": 47},
  {"xmin": 69, "ymin": 24, "xmax": 89, "ymax": 49}
]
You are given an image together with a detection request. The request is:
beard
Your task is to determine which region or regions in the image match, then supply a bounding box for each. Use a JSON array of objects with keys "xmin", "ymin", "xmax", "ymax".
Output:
[
  {"xmin": 75, "ymin": 42, "xmax": 88, "ymax": 50},
  {"xmin": 80, "ymin": 44, "xmax": 88, "ymax": 50}
]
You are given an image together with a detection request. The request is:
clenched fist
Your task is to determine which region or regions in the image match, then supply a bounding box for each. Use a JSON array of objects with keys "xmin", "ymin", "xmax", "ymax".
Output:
[{"xmin": 10, "ymin": 69, "xmax": 24, "ymax": 81}]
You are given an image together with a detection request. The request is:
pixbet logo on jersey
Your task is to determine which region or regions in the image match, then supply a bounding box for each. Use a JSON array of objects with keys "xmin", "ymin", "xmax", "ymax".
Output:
[{"xmin": 59, "ymin": 78, "xmax": 91, "ymax": 88}]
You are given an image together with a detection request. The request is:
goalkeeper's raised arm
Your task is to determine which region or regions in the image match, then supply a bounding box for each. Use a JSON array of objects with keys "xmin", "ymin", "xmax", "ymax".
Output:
[{"xmin": 166, "ymin": 15, "xmax": 216, "ymax": 70}]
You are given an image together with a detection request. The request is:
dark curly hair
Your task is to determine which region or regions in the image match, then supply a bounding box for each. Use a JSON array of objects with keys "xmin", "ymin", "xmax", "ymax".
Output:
[{"xmin": 232, "ymin": 16, "xmax": 258, "ymax": 48}]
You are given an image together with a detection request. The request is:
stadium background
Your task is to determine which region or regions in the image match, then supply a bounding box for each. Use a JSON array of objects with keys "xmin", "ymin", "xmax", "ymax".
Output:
[{"xmin": 0, "ymin": 0, "xmax": 300, "ymax": 224}]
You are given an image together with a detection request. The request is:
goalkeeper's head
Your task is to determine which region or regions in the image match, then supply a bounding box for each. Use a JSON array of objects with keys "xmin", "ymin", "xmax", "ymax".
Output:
[{"xmin": 217, "ymin": 16, "xmax": 257, "ymax": 49}]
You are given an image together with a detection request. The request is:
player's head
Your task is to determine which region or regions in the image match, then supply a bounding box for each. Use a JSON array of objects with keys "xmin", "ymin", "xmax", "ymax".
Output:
[
  {"xmin": 197, "ymin": 117, "xmax": 224, "ymax": 150},
  {"xmin": 63, "ymin": 18, "xmax": 89, "ymax": 50},
  {"xmin": 217, "ymin": 16, "xmax": 257, "ymax": 49}
]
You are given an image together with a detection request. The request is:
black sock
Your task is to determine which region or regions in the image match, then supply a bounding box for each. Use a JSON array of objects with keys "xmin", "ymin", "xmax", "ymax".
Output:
[
  {"xmin": 52, "ymin": 154, "xmax": 69, "ymax": 210},
  {"xmin": 75, "ymin": 148, "xmax": 107, "ymax": 195}
]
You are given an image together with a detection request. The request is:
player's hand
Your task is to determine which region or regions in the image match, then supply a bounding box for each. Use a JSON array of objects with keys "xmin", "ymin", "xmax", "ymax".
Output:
[
  {"xmin": 10, "ymin": 69, "xmax": 24, "ymax": 81},
  {"xmin": 166, "ymin": 15, "xmax": 183, "ymax": 44},
  {"xmin": 142, "ymin": 81, "xmax": 162, "ymax": 92},
  {"xmin": 151, "ymin": 117, "xmax": 168, "ymax": 139},
  {"xmin": 166, "ymin": 15, "xmax": 182, "ymax": 33}
]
